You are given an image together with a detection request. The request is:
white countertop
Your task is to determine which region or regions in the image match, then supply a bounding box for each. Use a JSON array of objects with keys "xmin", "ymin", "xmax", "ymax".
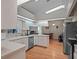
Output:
[
  {"xmin": 8, "ymin": 34, "xmax": 49, "ymax": 40},
  {"xmin": 1, "ymin": 40, "xmax": 26, "ymax": 57},
  {"xmin": 8, "ymin": 36, "xmax": 28, "ymax": 40}
]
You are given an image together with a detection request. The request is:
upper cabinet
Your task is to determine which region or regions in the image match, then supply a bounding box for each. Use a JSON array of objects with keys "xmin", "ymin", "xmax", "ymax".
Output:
[{"xmin": 1, "ymin": 0, "xmax": 17, "ymax": 29}]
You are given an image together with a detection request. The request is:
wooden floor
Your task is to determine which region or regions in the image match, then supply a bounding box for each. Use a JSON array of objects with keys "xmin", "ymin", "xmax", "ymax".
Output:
[{"xmin": 26, "ymin": 39, "xmax": 68, "ymax": 59}]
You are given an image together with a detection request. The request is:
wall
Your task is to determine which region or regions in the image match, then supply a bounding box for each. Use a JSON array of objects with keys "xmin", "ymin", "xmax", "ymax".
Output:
[
  {"xmin": 1, "ymin": 0, "xmax": 17, "ymax": 29},
  {"xmin": 29, "ymin": 26, "xmax": 38, "ymax": 33},
  {"xmin": 37, "ymin": 21, "xmax": 48, "ymax": 34},
  {"xmin": 72, "ymin": 8, "xmax": 77, "ymax": 22},
  {"xmin": 17, "ymin": 17, "xmax": 35, "ymax": 33},
  {"xmin": 37, "ymin": 21, "xmax": 48, "ymax": 26},
  {"xmin": 41, "ymin": 26, "xmax": 49, "ymax": 34},
  {"xmin": 48, "ymin": 20, "xmax": 64, "ymax": 39},
  {"xmin": 16, "ymin": 19, "xmax": 23, "ymax": 33}
]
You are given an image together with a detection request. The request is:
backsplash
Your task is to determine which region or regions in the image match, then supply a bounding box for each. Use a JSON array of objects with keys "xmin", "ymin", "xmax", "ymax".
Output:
[{"xmin": 1, "ymin": 29, "xmax": 17, "ymax": 39}]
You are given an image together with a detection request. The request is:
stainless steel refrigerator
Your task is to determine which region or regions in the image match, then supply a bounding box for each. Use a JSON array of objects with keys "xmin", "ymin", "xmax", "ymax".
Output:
[{"xmin": 63, "ymin": 22, "xmax": 77, "ymax": 54}]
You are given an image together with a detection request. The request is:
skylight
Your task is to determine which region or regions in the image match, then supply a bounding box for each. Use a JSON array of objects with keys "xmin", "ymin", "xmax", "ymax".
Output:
[{"xmin": 45, "ymin": 5, "xmax": 65, "ymax": 14}]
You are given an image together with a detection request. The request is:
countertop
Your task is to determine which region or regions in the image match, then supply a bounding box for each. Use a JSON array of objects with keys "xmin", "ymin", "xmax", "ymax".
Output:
[
  {"xmin": 1, "ymin": 40, "xmax": 26, "ymax": 57},
  {"xmin": 8, "ymin": 34, "xmax": 49, "ymax": 41}
]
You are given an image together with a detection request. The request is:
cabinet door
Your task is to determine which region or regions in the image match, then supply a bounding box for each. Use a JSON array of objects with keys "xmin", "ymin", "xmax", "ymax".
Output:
[
  {"xmin": 18, "ymin": 38, "xmax": 28, "ymax": 50},
  {"xmin": 10, "ymin": 38, "xmax": 28, "ymax": 50},
  {"xmin": 34, "ymin": 36, "xmax": 39, "ymax": 45},
  {"xmin": 1, "ymin": 0, "xmax": 17, "ymax": 29},
  {"xmin": 10, "ymin": 39, "xmax": 20, "ymax": 43},
  {"xmin": 21, "ymin": 38, "xmax": 28, "ymax": 50},
  {"xmin": 38, "ymin": 36, "xmax": 49, "ymax": 47}
]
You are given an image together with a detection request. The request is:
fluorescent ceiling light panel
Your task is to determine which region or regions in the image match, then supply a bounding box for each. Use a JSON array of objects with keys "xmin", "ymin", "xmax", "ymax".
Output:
[
  {"xmin": 45, "ymin": 5, "xmax": 65, "ymax": 14},
  {"xmin": 17, "ymin": 0, "xmax": 30, "ymax": 5}
]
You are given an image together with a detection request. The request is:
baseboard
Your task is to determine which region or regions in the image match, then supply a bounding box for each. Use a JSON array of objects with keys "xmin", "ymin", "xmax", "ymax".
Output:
[
  {"xmin": 35, "ymin": 45, "xmax": 47, "ymax": 48},
  {"xmin": 26, "ymin": 46, "xmax": 35, "ymax": 52}
]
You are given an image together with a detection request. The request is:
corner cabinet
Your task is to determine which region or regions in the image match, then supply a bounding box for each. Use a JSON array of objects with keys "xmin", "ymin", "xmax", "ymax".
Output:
[{"xmin": 1, "ymin": 0, "xmax": 17, "ymax": 29}]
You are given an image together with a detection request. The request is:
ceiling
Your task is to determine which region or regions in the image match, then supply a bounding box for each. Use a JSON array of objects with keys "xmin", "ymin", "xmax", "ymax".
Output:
[{"xmin": 17, "ymin": 0, "xmax": 71, "ymax": 20}]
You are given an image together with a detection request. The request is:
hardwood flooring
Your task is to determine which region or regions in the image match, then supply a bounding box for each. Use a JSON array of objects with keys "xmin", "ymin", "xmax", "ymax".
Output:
[{"xmin": 26, "ymin": 39, "xmax": 68, "ymax": 59}]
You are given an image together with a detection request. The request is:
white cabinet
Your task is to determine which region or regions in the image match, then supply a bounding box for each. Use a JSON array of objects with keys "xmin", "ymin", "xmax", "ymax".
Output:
[
  {"xmin": 10, "ymin": 37, "xmax": 28, "ymax": 50},
  {"xmin": 34, "ymin": 36, "xmax": 39, "ymax": 45},
  {"xmin": 34, "ymin": 35, "xmax": 49, "ymax": 47},
  {"xmin": 1, "ymin": 0, "xmax": 17, "ymax": 29},
  {"xmin": 38, "ymin": 36, "xmax": 49, "ymax": 47},
  {"xmin": 1, "ymin": 40, "xmax": 25, "ymax": 59},
  {"xmin": 2, "ymin": 47, "xmax": 25, "ymax": 59}
]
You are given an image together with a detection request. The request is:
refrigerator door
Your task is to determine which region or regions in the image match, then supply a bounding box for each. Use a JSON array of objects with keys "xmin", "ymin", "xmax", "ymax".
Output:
[{"xmin": 63, "ymin": 22, "xmax": 77, "ymax": 54}]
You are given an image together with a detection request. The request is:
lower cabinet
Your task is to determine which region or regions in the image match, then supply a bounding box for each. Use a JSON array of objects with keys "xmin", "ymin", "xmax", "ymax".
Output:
[
  {"xmin": 9, "ymin": 35, "xmax": 49, "ymax": 51},
  {"xmin": 34, "ymin": 36, "xmax": 39, "ymax": 45},
  {"xmin": 2, "ymin": 47, "xmax": 25, "ymax": 59},
  {"xmin": 34, "ymin": 36, "xmax": 49, "ymax": 47},
  {"xmin": 9, "ymin": 37, "xmax": 28, "ymax": 50}
]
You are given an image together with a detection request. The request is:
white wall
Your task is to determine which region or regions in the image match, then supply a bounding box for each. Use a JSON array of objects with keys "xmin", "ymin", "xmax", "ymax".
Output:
[
  {"xmin": 17, "ymin": 17, "xmax": 36, "ymax": 33},
  {"xmin": 16, "ymin": 19, "xmax": 23, "ymax": 33},
  {"xmin": 41, "ymin": 26, "xmax": 49, "ymax": 34},
  {"xmin": 66, "ymin": 0, "xmax": 76, "ymax": 16},
  {"xmin": 1, "ymin": 0, "xmax": 17, "ymax": 29},
  {"xmin": 37, "ymin": 21, "xmax": 48, "ymax": 34},
  {"xmin": 29, "ymin": 26, "xmax": 38, "ymax": 33},
  {"xmin": 72, "ymin": 8, "xmax": 77, "ymax": 22},
  {"xmin": 37, "ymin": 21, "xmax": 48, "ymax": 26},
  {"xmin": 48, "ymin": 20, "xmax": 64, "ymax": 39}
]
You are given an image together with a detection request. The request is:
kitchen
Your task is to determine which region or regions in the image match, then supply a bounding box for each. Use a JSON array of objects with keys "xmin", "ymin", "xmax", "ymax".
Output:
[{"xmin": 1, "ymin": 0, "xmax": 77, "ymax": 59}]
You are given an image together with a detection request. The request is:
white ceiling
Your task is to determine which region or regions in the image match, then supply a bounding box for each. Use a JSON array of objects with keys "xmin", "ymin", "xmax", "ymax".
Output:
[{"xmin": 18, "ymin": 0, "xmax": 70, "ymax": 20}]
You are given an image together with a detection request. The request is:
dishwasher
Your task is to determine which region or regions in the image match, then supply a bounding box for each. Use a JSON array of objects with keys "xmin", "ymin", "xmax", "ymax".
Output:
[{"xmin": 28, "ymin": 36, "xmax": 34, "ymax": 49}]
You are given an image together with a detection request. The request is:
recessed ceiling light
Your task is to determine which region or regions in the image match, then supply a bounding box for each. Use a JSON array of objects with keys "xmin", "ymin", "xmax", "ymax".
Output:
[
  {"xmin": 52, "ymin": 24, "xmax": 55, "ymax": 26},
  {"xmin": 45, "ymin": 5, "xmax": 65, "ymax": 14},
  {"xmin": 17, "ymin": 0, "xmax": 30, "ymax": 5}
]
